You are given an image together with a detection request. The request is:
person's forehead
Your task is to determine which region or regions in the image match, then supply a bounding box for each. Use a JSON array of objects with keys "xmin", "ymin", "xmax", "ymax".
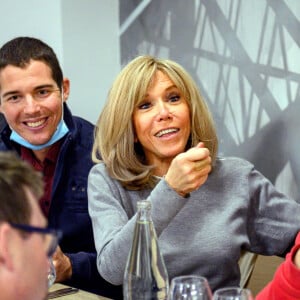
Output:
[
  {"xmin": 3, "ymin": 60, "xmax": 51, "ymax": 75},
  {"xmin": 0, "ymin": 60, "xmax": 55, "ymax": 91},
  {"xmin": 147, "ymin": 71, "xmax": 175, "ymax": 92}
]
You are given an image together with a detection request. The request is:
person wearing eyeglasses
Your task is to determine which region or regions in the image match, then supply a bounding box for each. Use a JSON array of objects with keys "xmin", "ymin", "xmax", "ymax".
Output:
[
  {"xmin": 0, "ymin": 37, "xmax": 122, "ymax": 299},
  {"xmin": 0, "ymin": 151, "xmax": 61, "ymax": 300}
]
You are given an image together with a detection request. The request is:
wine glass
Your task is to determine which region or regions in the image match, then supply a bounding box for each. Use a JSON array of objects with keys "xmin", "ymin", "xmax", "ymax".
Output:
[
  {"xmin": 213, "ymin": 287, "xmax": 254, "ymax": 300},
  {"xmin": 48, "ymin": 258, "xmax": 56, "ymax": 287},
  {"xmin": 169, "ymin": 275, "xmax": 213, "ymax": 300}
]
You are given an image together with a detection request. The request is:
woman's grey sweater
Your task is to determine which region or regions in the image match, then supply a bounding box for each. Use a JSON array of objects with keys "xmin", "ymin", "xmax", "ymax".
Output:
[{"xmin": 88, "ymin": 157, "xmax": 300, "ymax": 291}]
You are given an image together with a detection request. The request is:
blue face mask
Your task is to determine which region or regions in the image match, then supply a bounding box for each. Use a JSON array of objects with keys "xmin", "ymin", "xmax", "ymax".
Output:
[{"xmin": 10, "ymin": 119, "xmax": 69, "ymax": 150}]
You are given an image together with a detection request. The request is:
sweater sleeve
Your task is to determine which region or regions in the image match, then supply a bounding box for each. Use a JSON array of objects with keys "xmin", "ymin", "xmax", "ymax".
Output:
[
  {"xmin": 256, "ymin": 232, "xmax": 300, "ymax": 300},
  {"xmin": 245, "ymin": 166, "xmax": 300, "ymax": 256},
  {"xmin": 87, "ymin": 164, "xmax": 188, "ymax": 285}
]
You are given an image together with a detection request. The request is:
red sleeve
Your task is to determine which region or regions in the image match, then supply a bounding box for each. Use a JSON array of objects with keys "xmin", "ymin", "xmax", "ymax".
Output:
[{"xmin": 256, "ymin": 232, "xmax": 300, "ymax": 300}]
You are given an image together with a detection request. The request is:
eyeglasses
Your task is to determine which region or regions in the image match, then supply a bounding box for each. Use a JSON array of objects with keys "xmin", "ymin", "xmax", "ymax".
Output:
[{"xmin": 9, "ymin": 223, "xmax": 62, "ymax": 257}]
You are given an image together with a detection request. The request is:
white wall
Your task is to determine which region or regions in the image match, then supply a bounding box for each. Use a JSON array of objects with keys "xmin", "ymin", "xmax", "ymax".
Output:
[
  {"xmin": 61, "ymin": 0, "xmax": 120, "ymax": 123},
  {"xmin": 0, "ymin": 0, "xmax": 63, "ymax": 60},
  {"xmin": 0, "ymin": 0, "xmax": 120, "ymax": 124}
]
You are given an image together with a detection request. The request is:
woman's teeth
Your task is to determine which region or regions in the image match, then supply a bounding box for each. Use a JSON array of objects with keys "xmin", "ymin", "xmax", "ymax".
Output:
[{"xmin": 155, "ymin": 128, "xmax": 178, "ymax": 137}]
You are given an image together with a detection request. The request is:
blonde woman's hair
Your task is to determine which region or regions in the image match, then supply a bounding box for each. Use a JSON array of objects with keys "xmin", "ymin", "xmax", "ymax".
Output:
[{"xmin": 92, "ymin": 55, "xmax": 218, "ymax": 190}]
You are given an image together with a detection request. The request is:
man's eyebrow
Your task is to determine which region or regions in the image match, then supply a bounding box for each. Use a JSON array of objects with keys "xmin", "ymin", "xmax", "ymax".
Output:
[
  {"xmin": 33, "ymin": 84, "xmax": 57, "ymax": 90},
  {"xmin": 2, "ymin": 84, "xmax": 57, "ymax": 98},
  {"xmin": 2, "ymin": 90, "xmax": 19, "ymax": 98}
]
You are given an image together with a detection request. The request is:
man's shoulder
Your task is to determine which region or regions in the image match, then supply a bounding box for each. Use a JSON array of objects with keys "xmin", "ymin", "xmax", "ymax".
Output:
[
  {"xmin": 68, "ymin": 115, "xmax": 95, "ymax": 152},
  {"xmin": 72, "ymin": 115, "xmax": 95, "ymax": 131},
  {"xmin": 64, "ymin": 104, "xmax": 94, "ymax": 134},
  {"xmin": 71, "ymin": 115, "xmax": 94, "ymax": 138}
]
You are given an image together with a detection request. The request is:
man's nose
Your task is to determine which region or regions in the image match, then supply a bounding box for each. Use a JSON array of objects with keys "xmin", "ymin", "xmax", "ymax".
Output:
[{"xmin": 23, "ymin": 94, "xmax": 40, "ymax": 114}]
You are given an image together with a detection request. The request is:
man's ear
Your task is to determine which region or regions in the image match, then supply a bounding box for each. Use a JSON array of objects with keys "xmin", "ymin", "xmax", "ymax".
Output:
[
  {"xmin": 0, "ymin": 223, "xmax": 15, "ymax": 271},
  {"xmin": 62, "ymin": 78, "xmax": 70, "ymax": 102}
]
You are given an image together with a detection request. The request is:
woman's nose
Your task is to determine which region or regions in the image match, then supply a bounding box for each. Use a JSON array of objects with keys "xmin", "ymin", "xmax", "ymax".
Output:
[{"xmin": 156, "ymin": 102, "xmax": 172, "ymax": 121}]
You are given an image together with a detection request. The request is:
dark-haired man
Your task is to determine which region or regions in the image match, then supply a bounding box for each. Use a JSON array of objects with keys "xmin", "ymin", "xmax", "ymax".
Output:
[{"xmin": 0, "ymin": 37, "xmax": 122, "ymax": 299}]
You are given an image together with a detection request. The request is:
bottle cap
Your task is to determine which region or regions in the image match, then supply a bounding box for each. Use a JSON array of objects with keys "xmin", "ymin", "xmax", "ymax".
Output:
[{"xmin": 137, "ymin": 200, "xmax": 151, "ymax": 209}]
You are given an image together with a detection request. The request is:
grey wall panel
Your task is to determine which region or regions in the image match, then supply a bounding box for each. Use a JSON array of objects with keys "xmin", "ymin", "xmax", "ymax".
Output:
[{"xmin": 120, "ymin": 0, "xmax": 300, "ymax": 202}]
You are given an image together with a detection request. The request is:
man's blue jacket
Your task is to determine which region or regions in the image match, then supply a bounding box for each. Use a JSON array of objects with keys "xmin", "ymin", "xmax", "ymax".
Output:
[{"xmin": 0, "ymin": 104, "xmax": 122, "ymax": 299}]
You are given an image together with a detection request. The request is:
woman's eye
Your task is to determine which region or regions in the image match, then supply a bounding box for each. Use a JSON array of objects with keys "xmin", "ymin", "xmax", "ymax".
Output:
[
  {"xmin": 168, "ymin": 94, "xmax": 180, "ymax": 102},
  {"xmin": 138, "ymin": 102, "xmax": 151, "ymax": 110}
]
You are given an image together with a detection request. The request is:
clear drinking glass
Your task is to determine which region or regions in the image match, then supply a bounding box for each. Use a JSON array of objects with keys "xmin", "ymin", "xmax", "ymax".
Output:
[
  {"xmin": 169, "ymin": 275, "xmax": 213, "ymax": 300},
  {"xmin": 213, "ymin": 287, "xmax": 254, "ymax": 300},
  {"xmin": 48, "ymin": 258, "xmax": 56, "ymax": 287}
]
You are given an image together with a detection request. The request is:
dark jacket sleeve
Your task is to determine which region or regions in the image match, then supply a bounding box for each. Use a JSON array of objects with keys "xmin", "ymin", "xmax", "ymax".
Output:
[{"xmin": 64, "ymin": 251, "xmax": 123, "ymax": 299}]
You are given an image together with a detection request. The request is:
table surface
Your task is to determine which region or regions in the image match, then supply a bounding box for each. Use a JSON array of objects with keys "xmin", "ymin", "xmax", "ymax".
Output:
[{"xmin": 48, "ymin": 283, "xmax": 112, "ymax": 300}]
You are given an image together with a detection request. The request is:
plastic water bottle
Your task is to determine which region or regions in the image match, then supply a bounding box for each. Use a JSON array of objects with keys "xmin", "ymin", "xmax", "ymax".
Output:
[{"xmin": 123, "ymin": 200, "xmax": 169, "ymax": 300}]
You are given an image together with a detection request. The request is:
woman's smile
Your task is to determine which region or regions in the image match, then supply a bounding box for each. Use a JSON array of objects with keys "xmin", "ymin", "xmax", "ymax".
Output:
[{"xmin": 133, "ymin": 70, "xmax": 190, "ymax": 167}]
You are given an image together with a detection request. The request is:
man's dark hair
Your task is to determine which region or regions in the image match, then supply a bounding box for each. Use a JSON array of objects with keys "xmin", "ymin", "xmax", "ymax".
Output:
[
  {"xmin": 0, "ymin": 36, "xmax": 63, "ymax": 90},
  {"xmin": 0, "ymin": 152, "xmax": 44, "ymax": 225}
]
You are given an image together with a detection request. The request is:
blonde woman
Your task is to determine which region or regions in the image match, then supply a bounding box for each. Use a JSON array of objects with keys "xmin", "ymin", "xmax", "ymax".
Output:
[{"xmin": 88, "ymin": 55, "xmax": 300, "ymax": 292}]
